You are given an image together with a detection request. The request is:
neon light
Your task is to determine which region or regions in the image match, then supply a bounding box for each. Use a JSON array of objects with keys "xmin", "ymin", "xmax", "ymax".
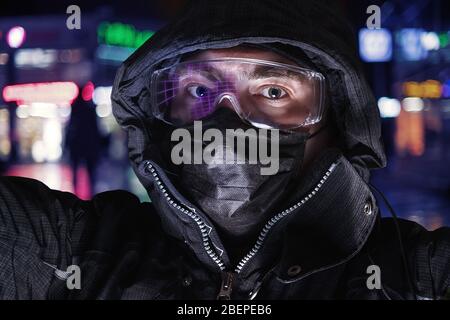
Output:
[
  {"xmin": 398, "ymin": 29, "xmax": 428, "ymax": 61},
  {"xmin": 2, "ymin": 82, "xmax": 79, "ymax": 104},
  {"xmin": 358, "ymin": 28, "xmax": 392, "ymax": 62},
  {"xmin": 0, "ymin": 53, "xmax": 8, "ymax": 65},
  {"xmin": 378, "ymin": 97, "xmax": 401, "ymax": 118},
  {"xmin": 96, "ymin": 104, "xmax": 112, "ymax": 118},
  {"xmin": 97, "ymin": 22, "xmax": 154, "ymax": 48},
  {"xmin": 82, "ymin": 81, "xmax": 95, "ymax": 101},
  {"xmin": 403, "ymin": 97, "xmax": 424, "ymax": 112},
  {"xmin": 402, "ymin": 80, "xmax": 443, "ymax": 99},
  {"xmin": 7, "ymin": 26, "xmax": 26, "ymax": 48},
  {"xmin": 403, "ymin": 81, "xmax": 422, "ymax": 97},
  {"xmin": 15, "ymin": 48, "xmax": 57, "ymax": 68},
  {"xmin": 420, "ymin": 32, "xmax": 440, "ymax": 51},
  {"xmin": 443, "ymin": 80, "xmax": 450, "ymax": 98},
  {"xmin": 93, "ymin": 86, "xmax": 112, "ymax": 105},
  {"xmin": 397, "ymin": 29, "xmax": 450, "ymax": 60},
  {"xmin": 438, "ymin": 32, "xmax": 449, "ymax": 48},
  {"xmin": 421, "ymin": 80, "xmax": 442, "ymax": 99},
  {"xmin": 96, "ymin": 44, "xmax": 134, "ymax": 62}
]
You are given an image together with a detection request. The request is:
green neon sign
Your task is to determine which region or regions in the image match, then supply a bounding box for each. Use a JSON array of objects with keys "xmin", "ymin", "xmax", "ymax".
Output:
[
  {"xmin": 97, "ymin": 22, "xmax": 154, "ymax": 48},
  {"xmin": 438, "ymin": 32, "xmax": 449, "ymax": 48}
]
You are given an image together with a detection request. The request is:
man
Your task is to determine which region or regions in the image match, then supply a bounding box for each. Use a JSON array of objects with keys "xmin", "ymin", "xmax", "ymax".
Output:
[{"xmin": 0, "ymin": 0, "xmax": 449, "ymax": 300}]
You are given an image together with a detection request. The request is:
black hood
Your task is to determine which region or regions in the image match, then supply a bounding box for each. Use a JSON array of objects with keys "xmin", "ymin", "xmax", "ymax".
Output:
[
  {"xmin": 110, "ymin": 0, "xmax": 383, "ymax": 277},
  {"xmin": 112, "ymin": 0, "xmax": 386, "ymax": 183}
]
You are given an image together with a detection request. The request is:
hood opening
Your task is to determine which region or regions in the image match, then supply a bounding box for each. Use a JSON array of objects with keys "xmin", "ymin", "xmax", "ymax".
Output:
[{"xmin": 111, "ymin": 0, "xmax": 387, "ymax": 190}]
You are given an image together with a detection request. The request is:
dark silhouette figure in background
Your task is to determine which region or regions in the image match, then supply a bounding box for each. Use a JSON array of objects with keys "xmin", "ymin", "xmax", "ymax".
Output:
[{"xmin": 65, "ymin": 91, "xmax": 101, "ymax": 197}]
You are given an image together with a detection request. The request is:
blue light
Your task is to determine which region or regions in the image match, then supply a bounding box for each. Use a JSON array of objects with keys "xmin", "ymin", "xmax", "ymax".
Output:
[
  {"xmin": 359, "ymin": 28, "xmax": 393, "ymax": 62},
  {"xmin": 443, "ymin": 80, "xmax": 450, "ymax": 98},
  {"xmin": 397, "ymin": 29, "xmax": 428, "ymax": 61},
  {"xmin": 95, "ymin": 44, "xmax": 135, "ymax": 63}
]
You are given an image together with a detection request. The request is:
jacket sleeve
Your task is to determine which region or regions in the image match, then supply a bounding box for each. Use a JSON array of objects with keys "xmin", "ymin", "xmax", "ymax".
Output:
[
  {"xmin": 414, "ymin": 224, "xmax": 450, "ymax": 300},
  {"xmin": 344, "ymin": 217, "xmax": 450, "ymax": 300},
  {"xmin": 0, "ymin": 176, "xmax": 143, "ymax": 299}
]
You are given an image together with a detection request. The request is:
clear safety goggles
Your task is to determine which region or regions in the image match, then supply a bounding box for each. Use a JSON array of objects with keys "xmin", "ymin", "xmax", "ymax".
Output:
[{"xmin": 149, "ymin": 58, "xmax": 326, "ymax": 130}]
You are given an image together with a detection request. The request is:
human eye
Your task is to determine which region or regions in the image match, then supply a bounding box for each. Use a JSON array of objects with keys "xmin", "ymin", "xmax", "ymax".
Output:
[
  {"xmin": 260, "ymin": 86, "xmax": 288, "ymax": 100},
  {"xmin": 178, "ymin": 73, "xmax": 216, "ymax": 99},
  {"xmin": 248, "ymin": 76, "xmax": 297, "ymax": 102},
  {"xmin": 186, "ymin": 84, "xmax": 211, "ymax": 98}
]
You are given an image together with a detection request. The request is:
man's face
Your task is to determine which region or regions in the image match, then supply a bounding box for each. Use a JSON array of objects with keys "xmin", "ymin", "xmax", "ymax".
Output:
[{"xmin": 182, "ymin": 46, "xmax": 336, "ymax": 170}]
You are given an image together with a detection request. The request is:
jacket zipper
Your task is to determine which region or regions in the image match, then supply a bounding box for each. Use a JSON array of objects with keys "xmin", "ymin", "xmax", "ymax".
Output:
[
  {"xmin": 143, "ymin": 160, "xmax": 338, "ymax": 297},
  {"xmin": 234, "ymin": 162, "xmax": 338, "ymax": 274},
  {"xmin": 217, "ymin": 272, "xmax": 235, "ymax": 300},
  {"xmin": 143, "ymin": 161, "xmax": 226, "ymax": 271}
]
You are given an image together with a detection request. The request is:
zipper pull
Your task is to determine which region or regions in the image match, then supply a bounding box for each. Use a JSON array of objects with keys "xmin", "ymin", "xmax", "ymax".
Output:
[{"xmin": 217, "ymin": 272, "xmax": 235, "ymax": 300}]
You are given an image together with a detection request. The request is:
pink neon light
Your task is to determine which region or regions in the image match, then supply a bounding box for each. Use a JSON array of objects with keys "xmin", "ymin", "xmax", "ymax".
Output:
[
  {"xmin": 82, "ymin": 81, "xmax": 95, "ymax": 101},
  {"xmin": 2, "ymin": 82, "xmax": 79, "ymax": 104},
  {"xmin": 7, "ymin": 26, "xmax": 26, "ymax": 48}
]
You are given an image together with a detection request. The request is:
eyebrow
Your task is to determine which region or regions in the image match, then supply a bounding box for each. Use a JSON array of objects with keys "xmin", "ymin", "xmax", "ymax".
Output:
[
  {"xmin": 177, "ymin": 64, "xmax": 222, "ymax": 82},
  {"xmin": 246, "ymin": 66, "xmax": 306, "ymax": 81},
  {"xmin": 177, "ymin": 63, "xmax": 306, "ymax": 82}
]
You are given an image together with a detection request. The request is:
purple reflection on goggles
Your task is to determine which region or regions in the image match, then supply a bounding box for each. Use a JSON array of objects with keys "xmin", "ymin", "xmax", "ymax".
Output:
[
  {"xmin": 189, "ymin": 80, "xmax": 236, "ymax": 120},
  {"xmin": 159, "ymin": 73, "xmax": 237, "ymax": 121}
]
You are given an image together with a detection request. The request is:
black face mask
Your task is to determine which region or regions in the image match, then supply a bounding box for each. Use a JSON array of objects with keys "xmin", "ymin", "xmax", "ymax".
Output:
[{"xmin": 159, "ymin": 108, "xmax": 313, "ymax": 240}]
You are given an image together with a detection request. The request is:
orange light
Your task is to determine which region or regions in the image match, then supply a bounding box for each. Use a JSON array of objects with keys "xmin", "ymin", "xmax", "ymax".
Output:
[
  {"xmin": 422, "ymin": 80, "xmax": 442, "ymax": 99},
  {"xmin": 2, "ymin": 82, "xmax": 79, "ymax": 104},
  {"xmin": 402, "ymin": 80, "xmax": 443, "ymax": 99},
  {"xmin": 403, "ymin": 81, "xmax": 422, "ymax": 97}
]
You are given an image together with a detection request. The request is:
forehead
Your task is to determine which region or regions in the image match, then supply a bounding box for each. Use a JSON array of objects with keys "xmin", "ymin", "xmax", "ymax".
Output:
[{"xmin": 182, "ymin": 46, "xmax": 298, "ymax": 66}]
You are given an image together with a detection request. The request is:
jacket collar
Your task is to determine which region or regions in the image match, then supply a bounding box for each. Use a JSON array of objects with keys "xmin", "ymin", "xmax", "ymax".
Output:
[
  {"xmin": 137, "ymin": 149, "xmax": 378, "ymax": 280},
  {"xmin": 271, "ymin": 153, "xmax": 378, "ymax": 282}
]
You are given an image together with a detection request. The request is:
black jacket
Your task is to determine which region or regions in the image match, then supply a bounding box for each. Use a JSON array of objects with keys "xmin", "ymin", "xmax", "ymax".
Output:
[
  {"xmin": 0, "ymin": 158, "xmax": 449, "ymax": 300},
  {"xmin": 1, "ymin": 0, "xmax": 449, "ymax": 299}
]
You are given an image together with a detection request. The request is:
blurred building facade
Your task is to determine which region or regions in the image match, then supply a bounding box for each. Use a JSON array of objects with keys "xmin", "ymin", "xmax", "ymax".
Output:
[
  {"xmin": 0, "ymin": 9, "xmax": 165, "ymax": 200},
  {"xmin": 352, "ymin": 0, "xmax": 450, "ymax": 229}
]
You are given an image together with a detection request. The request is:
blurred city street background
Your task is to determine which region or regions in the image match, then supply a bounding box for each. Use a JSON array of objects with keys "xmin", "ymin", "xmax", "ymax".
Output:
[{"xmin": 0, "ymin": 0, "xmax": 449, "ymax": 229}]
